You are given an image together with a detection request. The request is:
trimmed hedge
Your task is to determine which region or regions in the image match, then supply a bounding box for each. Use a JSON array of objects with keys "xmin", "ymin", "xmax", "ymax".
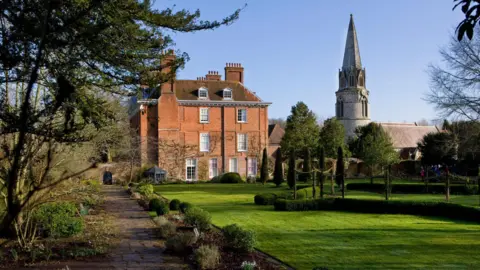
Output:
[
  {"xmin": 254, "ymin": 193, "xmax": 277, "ymax": 205},
  {"xmin": 274, "ymin": 198, "xmax": 480, "ymax": 223},
  {"xmin": 296, "ymin": 187, "xmax": 320, "ymax": 199},
  {"xmin": 220, "ymin": 172, "xmax": 244, "ymax": 183},
  {"xmin": 347, "ymin": 183, "xmax": 478, "ymax": 195},
  {"xmin": 169, "ymin": 199, "xmax": 181, "ymax": 210},
  {"xmin": 179, "ymin": 202, "xmax": 194, "ymax": 214}
]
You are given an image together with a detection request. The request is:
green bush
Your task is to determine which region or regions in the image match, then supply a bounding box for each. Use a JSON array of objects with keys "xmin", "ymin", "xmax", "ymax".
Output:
[
  {"xmin": 179, "ymin": 202, "xmax": 194, "ymax": 214},
  {"xmin": 220, "ymin": 172, "xmax": 244, "ymax": 183},
  {"xmin": 184, "ymin": 207, "xmax": 212, "ymax": 231},
  {"xmin": 296, "ymin": 187, "xmax": 320, "ymax": 199},
  {"xmin": 169, "ymin": 199, "xmax": 181, "ymax": 211},
  {"xmin": 165, "ymin": 232, "xmax": 198, "ymax": 254},
  {"xmin": 158, "ymin": 221, "xmax": 177, "ymax": 238},
  {"xmin": 346, "ymin": 183, "xmax": 478, "ymax": 195},
  {"xmin": 254, "ymin": 193, "xmax": 277, "ymax": 205},
  {"xmin": 273, "ymin": 198, "xmax": 480, "ymax": 223},
  {"xmin": 155, "ymin": 202, "xmax": 170, "ymax": 216},
  {"xmin": 149, "ymin": 198, "xmax": 163, "ymax": 211},
  {"xmin": 195, "ymin": 245, "xmax": 220, "ymax": 269},
  {"xmin": 136, "ymin": 183, "xmax": 154, "ymax": 197},
  {"xmin": 223, "ymin": 224, "xmax": 256, "ymax": 252},
  {"xmin": 33, "ymin": 202, "xmax": 84, "ymax": 238}
]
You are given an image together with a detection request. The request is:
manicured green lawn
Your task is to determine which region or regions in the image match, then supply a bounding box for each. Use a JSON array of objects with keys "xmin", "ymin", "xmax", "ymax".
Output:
[{"xmin": 156, "ymin": 183, "xmax": 480, "ymax": 270}]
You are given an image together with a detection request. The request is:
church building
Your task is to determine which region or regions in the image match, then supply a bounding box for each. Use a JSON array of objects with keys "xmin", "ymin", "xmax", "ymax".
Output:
[{"xmin": 336, "ymin": 15, "xmax": 440, "ymax": 160}]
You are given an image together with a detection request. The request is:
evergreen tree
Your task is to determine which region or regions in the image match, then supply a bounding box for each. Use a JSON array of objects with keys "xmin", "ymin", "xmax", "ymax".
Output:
[
  {"xmin": 273, "ymin": 149, "xmax": 284, "ymax": 187},
  {"xmin": 300, "ymin": 148, "xmax": 312, "ymax": 182},
  {"xmin": 287, "ymin": 151, "xmax": 296, "ymax": 189},
  {"xmin": 336, "ymin": 147, "xmax": 345, "ymax": 199},
  {"xmin": 260, "ymin": 148, "xmax": 269, "ymax": 185},
  {"xmin": 281, "ymin": 102, "xmax": 320, "ymax": 157},
  {"xmin": 319, "ymin": 147, "xmax": 325, "ymax": 199},
  {"xmin": 0, "ymin": 0, "xmax": 243, "ymax": 236},
  {"xmin": 319, "ymin": 117, "xmax": 347, "ymax": 195}
]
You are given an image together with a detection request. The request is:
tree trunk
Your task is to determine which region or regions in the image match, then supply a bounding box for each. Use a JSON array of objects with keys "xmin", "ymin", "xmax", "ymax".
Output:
[
  {"xmin": 384, "ymin": 166, "xmax": 390, "ymax": 201},
  {"xmin": 293, "ymin": 169, "xmax": 297, "ymax": 200},
  {"xmin": 312, "ymin": 171, "xmax": 316, "ymax": 199},
  {"xmin": 331, "ymin": 161, "xmax": 336, "ymax": 195},
  {"xmin": 425, "ymin": 169, "xmax": 429, "ymax": 193},
  {"xmin": 320, "ymin": 172, "xmax": 324, "ymax": 199}
]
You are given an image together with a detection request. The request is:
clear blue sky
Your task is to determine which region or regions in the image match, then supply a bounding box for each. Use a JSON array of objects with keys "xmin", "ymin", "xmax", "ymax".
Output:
[{"xmin": 154, "ymin": 0, "xmax": 464, "ymax": 123}]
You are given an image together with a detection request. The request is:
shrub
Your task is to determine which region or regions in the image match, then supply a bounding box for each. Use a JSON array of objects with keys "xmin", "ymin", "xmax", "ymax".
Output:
[
  {"xmin": 184, "ymin": 207, "xmax": 212, "ymax": 231},
  {"xmin": 169, "ymin": 199, "xmax": 181, "ymax": 211},
  {"xmin": 158, "ymin": 221, "xmax": 177, "ymax": 238},
  {"xmin": 254, "ymin": 193, "xmax": 277, "ymax": 205},
  {"xmin": 165, "ymin": 232, "xmax": 198, "ymax": 254},
  {"xmin": 220, "ymin": 172, "xmax": 243, "ymax": 183},
  {"xmin": 296, "ymin": 187, "xmax": 320, "ymax": 199},
  {"xmin": 81, "ymin": 179, "xmax": 101, "ymax": 192},
  {"xmin": 346, "ymin": 183, "xmax": 479, "ymax": 195},
  {"xmin": 273, "ymin": 198, "xmax": 480, "ymax": 223},
  {"xmin": 223, "ymin": 224, "xmax": 256, "ymax": 252},
  {"xmin": 179, "ymin": 202, "xmax": 194, "ymax": 214},
  {"xmin": 136, "ymin": 183, "xmax": 154, "ymax": 197},
  {"xmin": 149, "ymin": 198, "xmax": 163, "ymax": 211},
  {"xmin": 153, "ymin": 216, "xmax": 169, "ymax": 226},
  {"xmin": 155, "ymin": 202, "xmax": 170, "ymax": 216},
  {"xmin": 33, "ymin": 202, "xmax": 84, "ymax": 238},
  {"xmin": 195, "ymin": 245, "xmax": 220, "ymax": 269}
]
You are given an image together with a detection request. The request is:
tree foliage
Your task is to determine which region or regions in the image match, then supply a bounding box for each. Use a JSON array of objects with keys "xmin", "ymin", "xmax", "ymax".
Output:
[
  {"xmin": 0, "ymin": 0, "xmax": 242, "ymax": 235},
  {"xmin": 335, "ymin": 147, "xmax": 345, "ymax": 199},
  {"xmin": 287, "ymin": 151, "xmax": 296, "ymax": 190},
  {"xmin": 426, "ymin": 27, "xmax": 480, "ymax": 121},
  {"xmin": 319, "ymin": 117, "xmax": 347, "ymax": 158},
  {"xmin": 273, "ymin": 149, "xmax": 284, "ymax": 187},
  {"xmin": 280, "ymin": 102, "xmax": 320, "ymax": 157},
  {"xmin": 454, "ymin": 0, "xmax": 480, "ymax": 41},
  {"xmin": 260, "ymin": 148, "xmax": 269, "ymax": 184},
  {"xmin": 417, "ymin": 132, "xmax": 458, "ymax": 166}
]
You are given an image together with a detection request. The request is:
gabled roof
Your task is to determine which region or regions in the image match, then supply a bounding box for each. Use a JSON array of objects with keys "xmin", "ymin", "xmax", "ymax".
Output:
[
  {"xmin": 174, "ymin": 80, "xmax": 262, "ymax": 102},
  {"xmin": 379, "ymin": 123, "xmax": 439, "ymax": 149},
  {"xmin": 268, "ymin": 124, "xmax": 285, "ymax": 145}
]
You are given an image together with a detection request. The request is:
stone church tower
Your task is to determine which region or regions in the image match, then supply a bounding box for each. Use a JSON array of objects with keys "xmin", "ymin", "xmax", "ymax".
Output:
[{"xmin": 336, "ymin": 15, "xmax": 370, "ymax": 138}]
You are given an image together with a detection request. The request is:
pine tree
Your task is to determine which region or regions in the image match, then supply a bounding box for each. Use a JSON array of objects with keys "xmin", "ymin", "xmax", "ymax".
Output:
[
  {"xmin": 273, "ymin": 149, "xmax": 284, "ymax": 187},
  {"xmin": 260, "ymin": 148, "xmax": 269, "ymax": 185},
  {"xmin": 336, "ymin": 146, "xmax": 345, "ymax": 199},
  {"xmin": 287, "ymin": 151, "xmax": 296, "ymax": 189},
  {"xmin": 319, "ymin": 147, "xmax": 325, "ymax": 199}
]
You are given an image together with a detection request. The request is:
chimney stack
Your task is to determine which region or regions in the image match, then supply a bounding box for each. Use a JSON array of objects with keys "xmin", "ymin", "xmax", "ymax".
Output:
[
  {"xmin": 160, "ymin": 49, "xmax": 176, "ymax": 93},
  {"xmin": 205, "ymin": 71, "xmax": 221, "ymax": 81},
  {"xmin": 224, "ymin": 63, "xmax": 244, "ymax": 83}
]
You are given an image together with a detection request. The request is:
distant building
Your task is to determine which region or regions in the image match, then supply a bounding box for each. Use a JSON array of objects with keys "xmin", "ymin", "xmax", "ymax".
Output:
[
  {"xmin": 268, "ymin": 124, "xmax": 285, "ymax": 159},
  {"xmin": 336, "ymin": 15, "xmax": 440, "ymax": 161},
  {"xmin": 130, "ymin": 51, "xmax": 271, "ymax": 181}
]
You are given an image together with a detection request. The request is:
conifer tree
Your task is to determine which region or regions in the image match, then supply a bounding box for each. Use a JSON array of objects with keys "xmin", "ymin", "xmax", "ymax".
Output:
[
  {"xmin": 300, "ymin": 148, "xmax": 312, "ymax": 182},
  {"xmin": 260, "ymin": 148, "xmax": 269, "ymax": 185},
  {"xmin": 273, "ymin": 149, "xmax": 284, "ymax": 187},
  {"xmin": 287, "ymin": 151, "xmax": 296, "ymax": 190},
  {"xmin": 319, "ymin": 147, "xmax": 325, "ymax": 199},
  {"xmin": 336, "ymin": 147, "xmax": 345, "ymax": 199}
]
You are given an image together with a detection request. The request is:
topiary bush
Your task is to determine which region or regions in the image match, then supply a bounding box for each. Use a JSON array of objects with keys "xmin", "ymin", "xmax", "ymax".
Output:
[
  {"xmin": 195, "ymin": 245, "xmax": 220, "ymax": 269},
  {"xmin": 169, "ymin": 199, "xmax": 181, "ymax": 211},
  {"xmin": 254, "ymin": 193, "xmax": 277, "ymax": 205},
  {"xmin": 33, "ymin": 202, "xmax": 84, "ymax": 238},
  {"xmin": 184, "ymin": 207, "xmax": 212, "ymax": 231},
  {"xmin": 296, "ymin": 187, "xmax": 321, "ymax": 199},
  {"xmin": 220, "ymin": 172, "xmax": 243, "ymax": 183},
  {"xmin": 165, "ymin": 232, "xmax": 198, "ymax": 254},
  {"xmin": 155, "ymin": 201, "xmax": 170, "ymax": 216},
  {"xmin": 179, "ymin": 202, "xmax": 194, "ymax": 214},
  {"xmin": 149, "ymin": 198, "xmax": 163, "ymax": 211},
  {"xmin": 223, "ymin": 224, "xmax": 256, "ymax": 252}
]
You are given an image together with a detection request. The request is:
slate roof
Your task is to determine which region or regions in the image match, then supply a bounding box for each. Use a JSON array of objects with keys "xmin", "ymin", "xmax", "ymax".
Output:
[
  {"xmin": 268, "ymin": 124, "xmax": 285, "ymax": 145},
  {"xmin": 174, "ymin": 80, "xmax": 261, "ymax": 102},
  {"xmin": 379, "ymin": 123, "xmax": 439, "ymax": 149}
]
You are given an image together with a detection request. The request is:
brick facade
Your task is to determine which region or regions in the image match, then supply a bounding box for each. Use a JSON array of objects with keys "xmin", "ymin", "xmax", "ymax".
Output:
[{"xmin": 130, "ymin": 52, "xmax": 271, "ymax": 181}]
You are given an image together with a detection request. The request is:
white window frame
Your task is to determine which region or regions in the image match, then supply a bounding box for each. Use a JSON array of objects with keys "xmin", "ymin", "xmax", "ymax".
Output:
[
  {"xmin": 223, "ymin": 88, "xmax": 232, "ymax": 100},
  {"xmin": 185, "ymin": 158, "xmax": 197, "ymax": 181},
  {"xmin": 247, "ymin": 158, "xmax": 257, "ymax": 177},
  {"xmin": 200, "ymin": 133, "xmax": 210, "ymax": 152},
  {"xmin": 198, "ymin": 87, "xmax": 208, "ymax": 99},
  {"xmin": 237, "ymin": 133, "xmax": 248, "ymax": 152},
  {"xmin": 237, "ymin": 108, "xmax": 247, "ymax": 123},
  {"xmin": 199, "ymin": 107, "xmax": 209, "ymax": 123},
  {"xmin": 209, "ymin": 158, "xmax": 218, "ymax": 178},
  {"xmin": 229, "ymin": 158, "xmax": 238, "ymax": 173}
]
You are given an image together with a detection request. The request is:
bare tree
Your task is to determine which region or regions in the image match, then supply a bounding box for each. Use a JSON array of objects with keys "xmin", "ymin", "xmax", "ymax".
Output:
[
  {"xmin": 269, "ymin": 118, "xmax": 286, "ymax": 129},
  {"xmin": 426, "ymin": 28, "xmax": 480, "ymax": 121}
]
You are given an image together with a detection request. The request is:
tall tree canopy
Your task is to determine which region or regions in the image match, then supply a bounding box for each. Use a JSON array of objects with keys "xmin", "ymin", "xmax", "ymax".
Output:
[
  {"xmin": 0, "ymin": 0, "xmax": 242, "ymax": 235},
  {"xmin": 417, "ymin": 132, "xmax": 458, "ymax": 167},
  {"xmin": 427, "ymin": 27, "xmax": 480, "ymax": 121},
  {"xmin": 280, "ymin": 102, "xmax": 320, "ymax": 156},
  {"xmin": 318, "ymin": 117, "xmax": 347, "ymax": 158}
]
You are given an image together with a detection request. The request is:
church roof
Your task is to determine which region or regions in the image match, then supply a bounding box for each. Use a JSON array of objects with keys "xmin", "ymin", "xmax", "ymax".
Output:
[
  {"xmin": 379, "ymin": 123, "xmax": 440, "ymax": 149},
  {"xmin": 342, "ymin": 14, "xmax": 362, "ymax": 70}
]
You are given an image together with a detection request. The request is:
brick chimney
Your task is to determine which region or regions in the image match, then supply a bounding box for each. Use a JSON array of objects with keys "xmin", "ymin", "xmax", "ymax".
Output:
[
  {"xmin": 205, "ymin": 71, "xmax": 221, "ymax": 81},
  {"xmin": 160, "ymin": 49, "xmax": 176, "ymax": 93},
  {"xmin": 224, "ymin": 63, "xmax": 244, "ymax": 83}
]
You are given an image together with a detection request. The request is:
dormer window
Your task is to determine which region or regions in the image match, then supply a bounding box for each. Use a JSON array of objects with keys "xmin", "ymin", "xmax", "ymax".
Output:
[
  {"xmin": 198, "ymin": 87, "xmax": 208, "ymax": 99},
  {"xmin": 223, "ymin": 88, "xmax": 232, "ymax": 100}
]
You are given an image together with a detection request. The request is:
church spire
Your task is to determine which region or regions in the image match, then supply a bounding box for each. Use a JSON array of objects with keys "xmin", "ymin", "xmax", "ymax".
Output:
[{"xmin": 342, "ymin": 14, "xmax": 362, "ymax": 70}]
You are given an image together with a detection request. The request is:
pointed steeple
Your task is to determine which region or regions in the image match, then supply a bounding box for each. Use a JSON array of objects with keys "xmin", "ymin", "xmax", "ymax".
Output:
[{"xmin": 342, "ymin": 14, "xmax": 362, "ymax": 70}]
